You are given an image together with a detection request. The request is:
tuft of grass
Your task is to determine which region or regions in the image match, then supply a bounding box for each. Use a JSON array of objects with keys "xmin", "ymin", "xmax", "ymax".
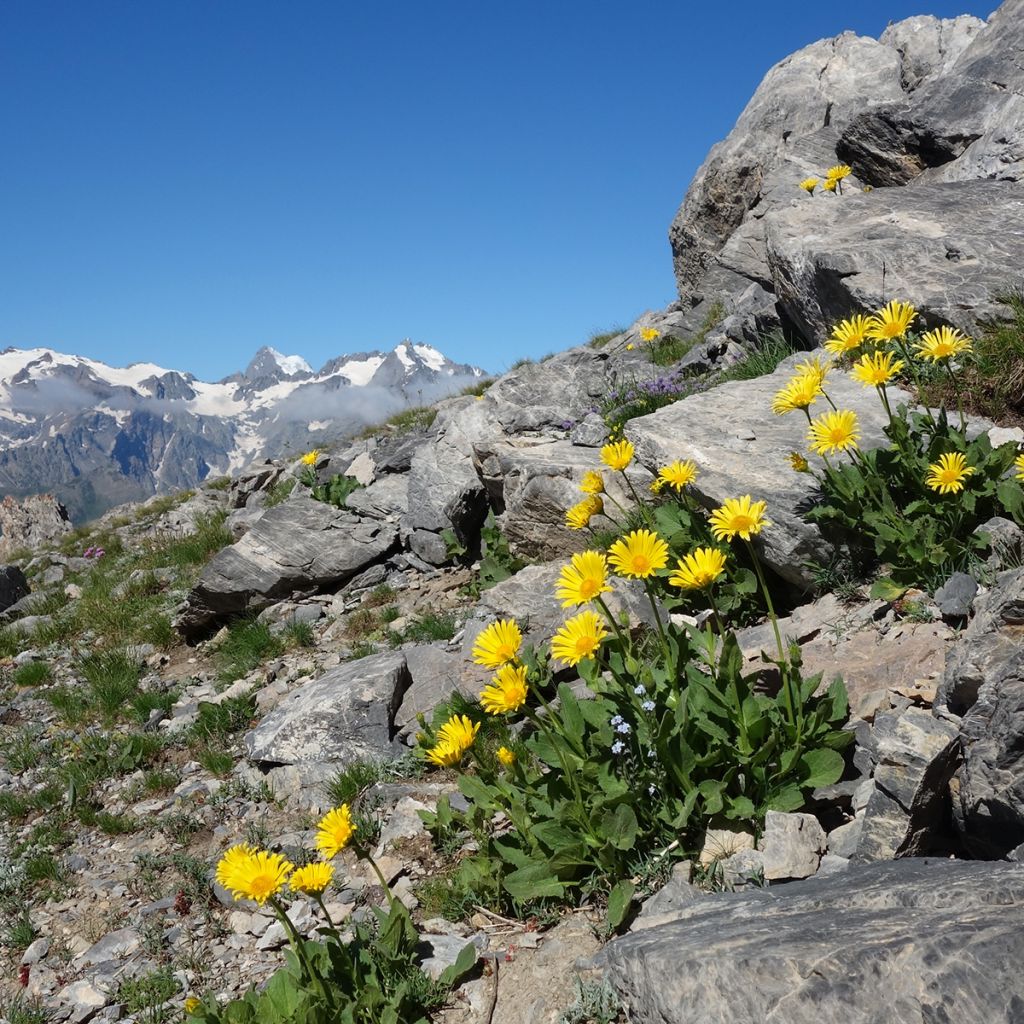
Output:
[
  {"xmin": 204, "ymin": 476, "xmax": 232, "ymax": 491},
  {"xmin": 216, "ymin": 619, "xmax": 284, "ymax": 683},
  {"xmin": 4, "ymin": 912, "xmax": 36, "ymax": 950},
  {"xmin": 0, "ymin": 995, "xmax": 51, "ymax": 1024},
  {"xmin": 24, "ymin": 853, "xmax": 64, "ymax": 884},
  {"xmin": 11, "ymin": 661, "xmax": 52, "ymax": 688},
  {"xmin": 398, "ymin": 611, "xmax": 458, "ymax": 643},
  {"xmin": 588, "ymin": 325, "xmax": 626, "ymax": 349},
  {"xmin": 195, "ymin": 746, "xmax": 235, "ymax": 776},
  {"xmin": 357, "ymin": 405, "xmax": 438, "ymax": 439},
  {"xmin": 140, "ymin": 510, "xmax": 233, "ymax": 574},
  {"xmin": 458, "ymin": 379, "xmax": 493, "ymax": 397},
  {"xmin": 416, "ymin": 872, "xmax": 480, "ymax": 921},
  {"xmin": 363, "ymin": 583, "xmax": 397, "ymax": 608},
  {"xmin": 324, "ymin": 759, "xmax": 387, "ymax": 806},
  {"xmin": 78, "ymin": 649, "xmax": 143, "ymax": 720},
  {"xmin": 191, "ymin": 693, "xmax": 257, "ymax": 742},
  {"xmin": 0, "ymin": 728, "xmax": 46, "ymax": 775},
  {"xmin": 282, "ymin": 619, "xmax": 316, "ymax": 648},
  {"xmin": 715, "ymin": 331, "xmax": 796, "ymax": 383},
  {"xmin": 264, "ymin": 476, "xmax": 296, "ymax": 508},
  {"xmin": 347, "ymin": 640, "xmax": 377, "ymax": 660},
  {"xmin": 117, "ymin": 966, "xmax": 181, "ymax": 1020}
]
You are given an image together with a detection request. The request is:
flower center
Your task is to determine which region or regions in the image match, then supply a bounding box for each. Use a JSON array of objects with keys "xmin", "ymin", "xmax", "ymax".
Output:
[
  {"xmin": 251, "ymin": 873, "xmax": 276, "ymax": 899},
  {"xmin": 574, "ymin": 635, "xmax": 598, "ymax": 657},
  {"xmin": 579, "ymin": 578, "xmax": 599, "ymax": 598},
  {"xmin": 496, "ymin": 643, "xmax": 516, "ymax": 661},
  {"xmin": 731, "ymin": 515, "xmax": 754, "ymax": 533},
  {"xmin": 630, "ymin": 555, "xmax": 651, "ymax": 574}
]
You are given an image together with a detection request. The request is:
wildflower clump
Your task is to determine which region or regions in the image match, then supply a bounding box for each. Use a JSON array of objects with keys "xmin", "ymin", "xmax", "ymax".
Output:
[{"xmin": 192, "ymin": 805, "xmax": 475, "ymax": 1023}]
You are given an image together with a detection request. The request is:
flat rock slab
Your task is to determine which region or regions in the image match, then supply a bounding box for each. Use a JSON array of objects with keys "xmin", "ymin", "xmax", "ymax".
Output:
[
  {"xmin": 600, "ymin": 858, "xmax": 1024, "ymax": 1024},
  {"xmin": 177, "ymin": 497, "xmax": 397, "ymax": 640},
  {"xmin": 626, "ymin": 352, "xmax": 906, "ymax": 586}
]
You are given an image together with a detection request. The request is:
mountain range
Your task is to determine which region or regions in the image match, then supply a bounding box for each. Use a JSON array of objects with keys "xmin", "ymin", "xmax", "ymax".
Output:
[{"xmin": 0, "ymin": 341, "xmax": 484, "ymax": 521}]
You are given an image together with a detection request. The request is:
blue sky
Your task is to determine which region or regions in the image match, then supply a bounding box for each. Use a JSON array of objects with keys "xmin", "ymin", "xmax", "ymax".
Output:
[{"xmin": 0, "ymin": 1, "xmax": 996, "ymax": 379}]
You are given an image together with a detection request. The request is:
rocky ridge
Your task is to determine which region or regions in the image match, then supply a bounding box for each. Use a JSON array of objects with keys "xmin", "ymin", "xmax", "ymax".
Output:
[{"xmin": 2, "ymin": 4, "xmax": 1024, "ymax": 1023}]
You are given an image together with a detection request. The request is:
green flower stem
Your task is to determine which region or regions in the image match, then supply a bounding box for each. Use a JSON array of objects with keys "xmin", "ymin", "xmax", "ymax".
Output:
[
  {"xmin": 944, "ymin": 361, "xmax": 967, "ymax": 433},
  {"xmin": 313, "ymin": 893, "xmax": 342, "ymax": 944},
  {"xmin": 708, "ymin": 587, "xmax": 750, "ymax": 755},
  {"xmin": 601, "ymin": 490, "xmax": 632, "ymax": 518},
  {"xmin": 269, "ymin": 895, "xmax": 334, "ymax": 1007},
  {"xmin": 641, "ymin": 579, "xmax": 671, "ymax": 662},
  {"xmin": 363, "ymin": 852, "xmax": 399, "ymax": 909},
  {"xmin": 705, "ymin": 589, "xmax": 728, "ymax": 642},
  {"xmin": 618, "ymin": 468, "xmax": 652, "ymax": 524},
  {"xmin": 595, "ymin": 594, "xmax": 632, "ymax": 657},
  {"xmin": 877, "ymin": 383, "xmax": 894, "ymax": 424},
  {"xmin": 894, "ymin": 337, "xmax": 938, "ymax": 429}
]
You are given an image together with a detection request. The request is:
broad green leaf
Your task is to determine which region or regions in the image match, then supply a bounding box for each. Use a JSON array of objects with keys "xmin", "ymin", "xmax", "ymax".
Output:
[
  {"xmin": 606, "ymin": 879, "xmax": 635, "ymax": 929},
  {"xmin": 870, "ymin": 577, "xmax": 907, "ymax": 602},
  {"xmin": 799, "ymin": 747, "xmax": 845, "ymax": 788},
  {"xmin": 598, "ymin": 803, "xmax": 638, "ymax": 850},
  {"xmin": 503, "ymin": 861, "xmax": 566, "ymax": 900}
]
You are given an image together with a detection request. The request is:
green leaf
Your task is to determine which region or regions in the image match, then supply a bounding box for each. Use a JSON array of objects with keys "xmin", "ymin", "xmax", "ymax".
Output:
[
  {"xmin": 438, "ymin": 941, "xmax": 479, "ymax": 986},
  {"xmin": 597, "ymin": 803, "xmax": 638, "ymax": 850},
  {"xmin": 767, "ymin": 783, "xmax": 805, "ymax": 811},
  {"xmin": 556, "ymin": 683, "xmax": 585, "ymax": 750},
  {"xmin": 870, "ymin": 577, "xmax": 907, "ymax": 602},
  {"xmin": 606, "ymin": 879, "xmax": 635, "ymax": 929},
  {"xmin": 458, "ymin": 774, "xmax": 498, "ymax": 809},
  {"xmin": 503, "ymin": 861, "xmax": 566, "ymax": 901},
  {"xmin": 799, "ymin": 747, "xmax": 845, "ymax": 788}
]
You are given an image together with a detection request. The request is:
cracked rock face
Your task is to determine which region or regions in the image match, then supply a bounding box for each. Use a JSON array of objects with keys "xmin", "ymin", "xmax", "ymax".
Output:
[{"xmin": 599, "ymin": 859, "xmax": 1024, "ymax": 1024}]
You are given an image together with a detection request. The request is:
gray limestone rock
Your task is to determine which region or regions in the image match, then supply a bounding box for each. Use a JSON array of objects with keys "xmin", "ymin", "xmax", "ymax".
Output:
[
  {"xmin": 938, "ymin": 566, "xmax": 1024, "ymax": 857},
  {"xmin": 933, "ymin": 572, "xmax": 979, "ymax": 619},
  {"xmin": 245, "ymin": 652, "xmax": 412, "ymax": 767},
  {"xmin": 758, "ymin": 811, "xmax": 826, "ymax": 880},
  {"xmin": 626, "ymin": 351, "xmax": 905, "ymax": 586},
  {"xmin": 0, "ymin": 493, "xmax": 72, "ymax": 559},
  {"xmin": 599, "ymin": 858, "xmax": 1024, "ymax": 1024},
  {"xmin": 176, "ymin": 497, "xmax": 398, "ymax": 640}
]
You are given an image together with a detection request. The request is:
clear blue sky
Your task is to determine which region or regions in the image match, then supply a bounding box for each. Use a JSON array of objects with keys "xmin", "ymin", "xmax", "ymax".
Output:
[{"xmin": 0, "ymin": 1, "xmax": 996, "ymax": 380}]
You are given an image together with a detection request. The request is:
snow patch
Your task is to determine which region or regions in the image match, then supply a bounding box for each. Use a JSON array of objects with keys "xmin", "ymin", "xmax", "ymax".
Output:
[
  {"xmin": 338, "ymin": 356, "xmax": 384, "ymax": 386},
  {"xmin": 395, "ymin": 342, "xmax": 413, "ymax": 369},
  {"xmin": 267, "ymin": 347, "xmax": 312, "ymax": 376},
  {"xmin": 412, "ymin": 344, "xmax": 446, "ymax": 372},
  {"xmin": 308, "ymin": 420, "xmax": 332, "ymax": 431}
]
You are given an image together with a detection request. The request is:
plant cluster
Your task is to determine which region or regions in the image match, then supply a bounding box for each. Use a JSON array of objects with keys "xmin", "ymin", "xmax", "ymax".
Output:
[
  {"xmin": 773, "ymin": 300, "xmax": 1024, "ymax": 590},
  {"xmin": 798, "ymin": 163, "xmax": 859, "ymax": 196},
  {"xmin": 189, "ymin": 805, "xmax": 474, "ymax": 1024},
  {"xmin": 417, "ymin": 442, "xmax": 850, "ymax": 926}
]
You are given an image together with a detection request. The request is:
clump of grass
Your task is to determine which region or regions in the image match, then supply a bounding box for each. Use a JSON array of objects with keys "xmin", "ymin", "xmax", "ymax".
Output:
[
  {"xmin": 78, "ymin": 649, "xmax": 143, "ymax": 720},
  {"xmin": 363, "ymin": 583, "xmax": 397, "ymax": 608},
  {"xmin": 11, "ymin": 662, "xmax": 52, "ymax": 691},
  {"xmin": 358, "ymin": 405, "xmax": 438, "ymax": 439},
  {"xmin": 191, "ymin": 693, "xmax": 257, "ymax": 742},
  {"xmin": 588, "ymin": 325, "xmax": 626, "ymax": 349},
  {"xmin": 264, "ymin": 476, "xmax": 296, "ymax": 508},
  {"xmin": 459, "ymin": 379, "xmax": 493, "ymax": 397},
  {"xmin": 0, "ymin": 994, "xmax": 51, "ymax": 1024},
  {"xmin": 648, "ymin": 301, "xmax": 725, "ymax": 368},
  {"xmin": 117, "ymin": 966, "xmax": 181, "ymax": 1019},
  {"xmin": 715, "ymin": 331, "xmax": 796, "ymax": 383},
  {"xmin": 4, "ymin": 912, "xmax": 36, "ymax": 950},
  {"xmin": 216, "ymin": 619, "xmax": 284, "ymax": 682},
  {"xmin": 282, "ymin": 619, "xmax": 316, "ymax": 648},
  {"xmin": 347, "ymin": 640, "xmax": 377, "ymax": 660},
  {"xmin": 195, "ymin": 747, "xmax": 235, "ymax": 776},
  {"xmin": 398, "ymin": 611, "xmax": 458, "ymax": 643},
  {"xmin": 0, "ymin": 728, "xmax": 46, "ymax": 775},
  {"xmin": 140, "ymin": 510, "xmax": 233, "ymax": 574},
  {"xmin": 204, "ymin": 476, "xmax": 232, "ymax": 491},
  {"xmin": 416, "ymin": 872, "xmax": 479, "ymax": 921}
]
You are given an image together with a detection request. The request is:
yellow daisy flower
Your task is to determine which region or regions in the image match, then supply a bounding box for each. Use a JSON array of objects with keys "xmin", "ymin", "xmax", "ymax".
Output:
[
  {"xmin": 822, "ymin": 178, "xmax": 838, "ymax": 193},
  {"xmin": 550, "ymin": 610, "xmax": 608, "ymax": 667},
  {"xmin": 649, "ymin": 478, "xmax": 665, "ymax": 494},
  {"xmin": 300, "ymin": 449, "xmax": 321, "ymax": 466},
  {"xmin": 808, "ymin": 409, "xmax": 861, "ymax": 456},
  {"xmin": 825, "ymin": 164, "xmax": 852, "ymax": 182},
  {"xmin": 601, "ymin": 439, "xmax": 635, "ymax": 471},
  {"xmin": 640, "ymin": 327, "xmax": 660, "ymax": 342},
  {"xmin": 708, "ymin": 496, "xmax": 770, "ymax": 542},
  {"xmin": 607, "ymin": 529, "xmax": 669, "ymax": 579},
  {"xmin": 315, "ymin": 805, "xmax": 357, "ymax": 860},
  {"xmin": 850, "ymin": 349, "xmax": 904, "ymax": 387},
  {"xmin": 657, "ymin": 459, "xmax": 698, "ymax": 492},
  {"xmin": 556, "ymin": 550, "xmax": 612, "ymax": 608},
  {"xmin": 184, "ymin": 998, "xmax": 201, "ymax": 1015},
  {"xmin": 480, "ymin": 663, "xmax": 529, "ymax": 715},
  {"xmin": 215, "ymin": 843, "xmax": 257, "ymax": 894},
  {"xmin": 824, "ymin": 315, "xmax": 872, "ymax": 355},
  {"xmin": 793, "ymin": 355, "xmax": 831, "ymax": 386},
  {"xmin": 626, "ymin": 343, "xmax": 635, "ymax": 351},
  {"xmin": 772, "ymin": 374, "xmax": 822, "ymax": 415},
  {"xmin": 668, "ymin": 547, "xmax": 728, "ymax": 591},
  {"xmin": 799, "ymin": 177, "xmax": 819, "ymax": 193},
  {"xmin": 914, "ymin": 325, "xmax": 973, "ymax": 362},
  {"xmin": 788, "ymin": 451, "xmax": 810, "ymax": 473},
  {"xmin": 496, "ymin": 746, "xmax": 516, "ymax": 766},
  {"xmin": 866, "ymin": 300, "xmax": 917, "ymax": 343},
  {"xmin": 215, "ymin": 848, "xmax": 293, "ymax": 906},
  {"xmin": 426, "ymin": 714, "xmax": 480, "ymax": 767},
  {"xmin": 926, "ymin": 452, "xmax": 976, "ymax": 495},
  {"xmin": 565, "ymin": 495, "xmax": 603, "ymax": 530},
  {"xmin": 580, "ymin": 470, "xmax": 605, "ymax": 495},
  {"xmin": 471, "ymin": 619, "xmax": 522, "ymax": 669},
  {"xmin": 1016, "ymin": 453, "xmax": 1024, "ymax": 482},
  {"xmin": 290, "ymin": 861, "xmax": 334, "ymax": 896}
]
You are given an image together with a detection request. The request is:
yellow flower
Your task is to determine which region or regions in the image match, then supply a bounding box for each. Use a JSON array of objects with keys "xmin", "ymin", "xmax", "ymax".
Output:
[
  {"xmin": 215, "ymin": 847, "xmax": 293, "ymax": 906},
  {"xmin": 600, "ymin": 439, "xmax": 635, "ymax": 471},
  {"xmin": 580, "ymin": 470, "xmax": 605, "ymax": 495},
  {"xmin": 926, "ymin": 452, "xmax": 976, "ymax": 495},
  {"xmin": 822, "ymin": 178, "xmax": 838, "ymax": 193},
  {"xmin": 668, "ymin": 547, "xmax": 727, "ymax": 591},
  {"xmin": 300, "ymin": 449, "xmax": 321, "ymax": 466},
  {"xmin": 793, "ymin": 355, "xmax": 831, "ymax": 387},
  {"xmin": 290, "ymin": 861, "xmax": 334, "ymax": 896},
  {"xmin": 866, "ymin": 300, "xmax": 917, "ymax": 343},
  {"xmin": 825, "ymin": 164, "xmax": 852, "ymax": 182},
  {"xmin": 788, "ymin": 451, "xmax": 810, "ymax": 473},
  {"xmin": 496, "ymin": 746, "xmax": 516, "ymax": 766},
  {"xmin": 471, "ymin": 619, "xmax": 522, "ymax": 669},
  {"xmin": 657, "ymin": 460, "xmax": 698, "ymax": 492},
  {"xmin": 184, "ymin": 998, "xmax": 201, "ymax": 1015},
  {"xmin": 914, "ymin": 325, "xmax": 973, "ymax": 362},
  {"xmin": 480, "ymin": 663, "xmax": 529, "ymax": 715},
  {"xmin": 566, "ymin": 495, "xmax": 603, "ymax": 530},
  {"xmin": 551, "ymin": 610, "xmax": 607, "ymax": 667},
  {"xmin": 626, "ymin": 342, "xmax": 635, "ymax": 351},
  {"xmin": 316, "ymin": 805, "xmax": 357, "ymax": 860},
  {"xmin": 799, "ymin": 177, "xmax": 819, "ymax": 193},
  {"xmin": 708, "ymin": 496, "xmax": 771, "ymax": 542},
  {"xmin": 649, "ymin": 478, "xmax": 665, "ymax": 494},
  {"xmin": 556, "ymin": 550, "xmax": 612, "ymax": 608},
  {"xmin": 640, "ymin": 327, "xmax": 660, "ymax": 341},
  {"xmin": 824, "ymin": 315, "xmax": 872, "ymax": 355},
  {"xmin": 808, "ymin": 409, "xmax": 861, "ymax": 456},
  {"xmin": 426, "ymin": 714, "xmax": 480, "ymax": 767},
  {"xmin": 608, "ymin": 529, "xmax": 669, "ymax": 579},
  {"xmin": 850, "ymin": 349, "xmax": 904, "ymax": 387},
  {"xmin": 772, "ymin": 374, "xmax": 822, "ymax": 415},
  {"xmin": 1016, "ymin": 453, "xmax": 1024, "ymax": 482}
]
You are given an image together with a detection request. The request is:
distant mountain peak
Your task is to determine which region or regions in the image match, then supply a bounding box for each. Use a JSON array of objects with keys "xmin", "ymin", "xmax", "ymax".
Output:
[{"xmin": 243, "ymin": 346, "xmax": 313, "ymax": 382}]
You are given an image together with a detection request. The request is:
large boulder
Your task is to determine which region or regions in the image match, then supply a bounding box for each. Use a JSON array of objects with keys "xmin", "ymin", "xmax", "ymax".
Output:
[
  {"xmin": 766, "ymin": 180, "xmax": 1024, "ymax": 342},
  {"xmin": 245, "ymin": 652, "xmax": 412, "ymax": 768},
  {"xmin": 176, "ymin": 497, "xmax": 398, "ymax": 641},
  {"xmin": 599, "ymin": 858, "xmax": 1024, "ymax": 1024},
  {"xmin": 626, "ymin": 351, "xmax": 908, "ymax": 587},
  {"xmin": 0, "ymin": 566, "xmax": 30, "ymax": 615},
  {"xmin": 0, "ymin": 494, "xmax": 72, "ymax": 559},
  {"xmin": 938, "ymin": 566, "xmax": 1024, "ymax": 858}
]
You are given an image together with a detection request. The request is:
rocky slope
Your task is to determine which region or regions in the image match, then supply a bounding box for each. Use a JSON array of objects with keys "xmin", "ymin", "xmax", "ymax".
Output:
[
  {"xmin": 0, "ymin": 342, "xmax": 484, "ymax": 523},
  {"xmin": 2, "ymin": 4, "xmax": 1024, "ymax": 1024}
]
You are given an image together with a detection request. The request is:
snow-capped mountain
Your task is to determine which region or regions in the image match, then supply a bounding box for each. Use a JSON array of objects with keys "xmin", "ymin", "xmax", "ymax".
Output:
[{"xmin": 0, "ymin": 341, "xmax": 485, "ymax": 522}]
